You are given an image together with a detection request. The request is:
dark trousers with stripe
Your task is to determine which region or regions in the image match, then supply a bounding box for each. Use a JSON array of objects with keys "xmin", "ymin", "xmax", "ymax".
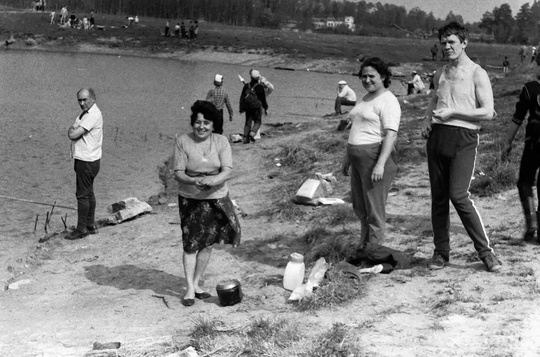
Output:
[{"xmin": 426, "ymin": 124, "xmax": 493, "ymax": 260}]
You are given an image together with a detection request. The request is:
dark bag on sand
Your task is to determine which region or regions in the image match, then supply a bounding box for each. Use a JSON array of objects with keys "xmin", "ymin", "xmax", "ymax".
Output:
[{"xmin": 240, "ymin": 83, "xmax": 262, "ymax": 111}]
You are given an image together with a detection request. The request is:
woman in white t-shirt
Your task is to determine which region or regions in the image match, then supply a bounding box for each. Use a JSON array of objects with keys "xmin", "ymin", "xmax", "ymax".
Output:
[{"xmin": 342, "ymin": 57, "xmax": 401, "ymax": 246}]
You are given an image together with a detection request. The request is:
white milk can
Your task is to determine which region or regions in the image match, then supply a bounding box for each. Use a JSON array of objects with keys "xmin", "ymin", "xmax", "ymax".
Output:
[{"xmin": 283, "ymin": 252, "xmax": 305, "ymax": 291}]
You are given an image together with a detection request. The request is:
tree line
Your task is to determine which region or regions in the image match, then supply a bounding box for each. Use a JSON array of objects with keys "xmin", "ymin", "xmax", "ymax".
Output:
[{"xmin": 3, "ymin": 0, "xmax": 538, "ymax": 44}]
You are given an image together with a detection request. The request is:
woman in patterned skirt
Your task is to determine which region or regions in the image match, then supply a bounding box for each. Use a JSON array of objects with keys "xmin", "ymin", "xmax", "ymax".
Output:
[{"xmin": 173, "ymin": 100, "xmax": 241, "ymax": 307}]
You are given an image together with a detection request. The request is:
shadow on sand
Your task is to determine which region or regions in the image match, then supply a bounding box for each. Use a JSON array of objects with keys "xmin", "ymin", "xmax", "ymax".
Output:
[{"xmin": 84, "ymin": 264, "xmax": 185, "ymax": 297}]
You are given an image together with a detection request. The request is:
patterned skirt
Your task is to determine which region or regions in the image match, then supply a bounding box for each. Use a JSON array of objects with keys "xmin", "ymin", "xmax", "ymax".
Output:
[{"xmin": 178, "ymin": 194, "xmax": 241, "ymax": 253}]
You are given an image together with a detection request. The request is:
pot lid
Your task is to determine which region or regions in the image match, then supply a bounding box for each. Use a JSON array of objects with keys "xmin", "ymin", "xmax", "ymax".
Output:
[{"xmin": 216, "ymin": 279, "xmax": 240, "ymax": 290}]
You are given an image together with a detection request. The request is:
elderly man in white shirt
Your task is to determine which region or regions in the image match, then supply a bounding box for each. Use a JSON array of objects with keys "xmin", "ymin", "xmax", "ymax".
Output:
[{"xmin": 335, "ymin": 80, "xmax": 357, "ymax": 115}]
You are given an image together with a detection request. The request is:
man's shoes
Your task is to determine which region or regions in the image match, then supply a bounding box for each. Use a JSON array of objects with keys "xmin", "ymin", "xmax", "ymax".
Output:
[
  {"xmin": 427, "ymin": 253, "xmax": 447, "ymax": 270},
  {"xmin": 195, "ymin": 292, "xmax": 211, "ymax": 300},
  {"xmin": 481, "ymin": 253, "xmax": 502, "ymax": 273},
  {"xmin": 87, "ymin": 224, "xmax": 99, "ymax": 235},
  {"xmin": 65, "ymin": 228, "xmax": 89, "ymax": 240}
]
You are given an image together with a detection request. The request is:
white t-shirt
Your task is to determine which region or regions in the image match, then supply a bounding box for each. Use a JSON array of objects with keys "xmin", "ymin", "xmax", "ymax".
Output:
[
  {"xmin": 338, "ymin": 85, "xmax": 357, "ymax": 102},
  {"xmin": 71, "ymin": 104, "xmax": 103, "ymax": 161},
  {"xmin": 347, "ymin": 90, "xmax": 400, "ymax": 145}
]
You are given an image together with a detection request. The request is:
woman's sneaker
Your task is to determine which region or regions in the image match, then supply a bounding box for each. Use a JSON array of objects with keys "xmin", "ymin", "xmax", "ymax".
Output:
[
  {"xmin": 481, "ymin": 253, "xmax": 502, "ymax": 272},
  {"xmin": 427, "ymin": 253, "xmax": 447, "ymax": 270}
]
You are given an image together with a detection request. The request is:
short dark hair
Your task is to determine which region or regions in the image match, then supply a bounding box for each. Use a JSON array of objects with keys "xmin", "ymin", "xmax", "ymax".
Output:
[
  {"xmin": 358, "ymin": 57, "xmax": 392, "ymax": 88},
  {"xmin": 190, "ymin": 100, "xmax": 220, "ymax": 126},
  {"xmin": 438, "ymin": 21, "xmax": 469, "ymax": 43}
]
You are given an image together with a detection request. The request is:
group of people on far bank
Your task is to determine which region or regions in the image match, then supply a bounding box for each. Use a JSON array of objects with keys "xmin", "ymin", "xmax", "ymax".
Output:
[
  {"xmin": 165, "ymin": 20, "xmax": 198, "ymax": 39},
  {"xmin": 66, "ymin": 21, "xmax": 540, "ymax": 308}
]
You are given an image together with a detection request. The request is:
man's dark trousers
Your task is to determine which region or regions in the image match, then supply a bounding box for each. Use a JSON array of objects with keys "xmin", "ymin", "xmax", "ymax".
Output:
[{"xmin": 74, "ymin": 159, "xmax": 100, "ymax": 231}]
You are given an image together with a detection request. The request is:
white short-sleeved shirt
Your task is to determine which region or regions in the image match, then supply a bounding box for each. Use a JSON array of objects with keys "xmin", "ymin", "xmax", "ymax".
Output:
[
  {"xmin": 347, "ymin": 90, "xmax": 400, "ymax": 145},
  {"xmin": 71, "ymin": 104, "xmax": 103, "ymax": 161}
]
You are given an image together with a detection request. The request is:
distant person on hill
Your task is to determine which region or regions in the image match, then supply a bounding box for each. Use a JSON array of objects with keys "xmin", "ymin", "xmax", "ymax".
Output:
[
  {"xmin": 532, "ymin": 46, "xmax": 537, "ymax": 64},
  {"xmin": 174, "ymin": 22, "xmax": 180, "ymax": 37},
  {"xmin": 50, "ymin": 11, "xmax": 55, "ymax": 25},
  {"xmin": 89, "ymin": 10, "xmax": 95, "ymax": 28},
  {"xmin": 189, "ymin": 21, "xmax": 195, "ymax": 39},
  {"xmin": 164, "ymin": 19, "xmax": 170, "ymax": 37},
  {"xmin": 519, "ymin": 45, "xmax": 527, "ymax": 63},
  {"xmin": 69, "ymin": 12, "xmax": 77, "ymax": 28},
  {"xmin": 503, "ymin": 67, "xmax": 540, "ymax": 243},
  {"xmin": 420, "ymin": 21, "xmax": 501, "ymax": 272},
  {"xmin": 172, "ymin": 100, "xmax": 241, "ymax": 307},
  {"xmin": 431, "ymin": 43, "xmax": 438, "ymax": 61},
  {"xmin": 206, "ymin": 74, "xmax": 233, "ymax": 135},
  {"xmin": 503, "ymin": 57, "xmax": 510, "ymax": 74},
  {"xmin": 66, "ymin": 88, "xmax": 103, "ymax": 241},
  {"xmin": 60, "ymin": 6, "xmax": 68, "ymax": 25},
  {"xmin": 134, "ymin": 15, "xmax": 139, "ymax": 25},
  {"xmin": 194, "ymin": 21, "xmax": 199, "ymax": 39},
  {"xmin": 180, "ymin": 22, "xmax": 187, "ymax": 38},
  {"xmin": 334, "ymin": 80, "xmax": 357, "ymax": 115},
  {"xmin": 239, "ymin": 70, "xmax": 268, "ymax": 144},
  {"xmin": 82, "ymin": 15, "xmax": 89, "ymax": 30},
  {"xmin": 407, "ymin": 70, "xmax": 425, "ymax": 95},
  {"xmin": 342, "ymin": 57, "xmax": 401, "ymax": 246}
]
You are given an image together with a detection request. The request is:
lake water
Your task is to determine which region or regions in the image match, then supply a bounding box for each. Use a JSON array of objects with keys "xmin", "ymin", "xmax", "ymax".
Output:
[{"xmin": 0, "ymin": 49, "xmax": 406, "ymax": 259}]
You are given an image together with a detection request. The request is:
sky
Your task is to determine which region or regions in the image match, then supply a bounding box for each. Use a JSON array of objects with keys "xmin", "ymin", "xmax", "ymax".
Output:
[{"xmin": 379, "ymin": 0, "xmax": 531, "ymax": 23}]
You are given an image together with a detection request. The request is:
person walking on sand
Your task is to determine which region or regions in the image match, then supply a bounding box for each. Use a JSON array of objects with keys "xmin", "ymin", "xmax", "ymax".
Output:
[
  {"xmin": 342, "ymin": 57, "xmax": 401, "ymax": 246},
  {"xmin": 334, "ymin": 80, "xmax": 356, "ymax": 115},
  {"xmin": 206, "ymin": 74, "xmax": 233, "ymax": 135},
  {"xmin": 173, "ymin": 100, "xmax": 241, "ymax": 307},
  {"xmin": 239, "ymin": 70, "xmax": 268, "ymax": 144},
  {"xmin": 503, "ymin": 67, "xmax": 540, "ymax": 243},
  {"xmin": 66, "ymin": 88, "xmax": 103, "ymax": 240},
  {"xmin": 420, "ymin": 21, "xmax": 501, "ymax": 272},
  {"xmin": 243, "ymin": 69, "xmax": 274, "ymax": 140}
]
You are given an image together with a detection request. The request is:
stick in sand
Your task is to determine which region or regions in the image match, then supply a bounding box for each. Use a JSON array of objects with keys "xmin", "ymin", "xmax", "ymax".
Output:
[
  {"xmin": 0, "ymin": 195, "xmax": 76, "ymax": 210},
  {"xmin": 34, "ymin": 214, "xmax": 39, "ymax": 233}
]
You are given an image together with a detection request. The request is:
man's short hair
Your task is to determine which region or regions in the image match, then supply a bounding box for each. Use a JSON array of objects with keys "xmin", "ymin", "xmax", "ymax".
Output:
[
  {"xmin": 78, "ymin": 87, "xmax": 96, "ymax": 100},
  {"xmin": 438, "ymin": 21, "xmax": 469, "ymax": 43}
]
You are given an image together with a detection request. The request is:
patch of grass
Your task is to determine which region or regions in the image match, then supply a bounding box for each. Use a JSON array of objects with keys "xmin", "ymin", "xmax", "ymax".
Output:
[
  {"xmin": 296, "ymin": 270, "xmax": 369, "ymax": 311},
  {"xmin": 303, "ymin": 323, "xmax": 363, "ymax": 357},
  {"xmin": 301, "ymin": 227, "xmax": 359, "ymax": 264},
  {"xmin": 244, "ymin": 317, "xmax": 302, "ymax": 353}
]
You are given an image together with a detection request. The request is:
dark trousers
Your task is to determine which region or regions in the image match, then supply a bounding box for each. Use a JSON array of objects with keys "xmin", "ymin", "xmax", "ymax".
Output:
[
  {"xmin": 74, "ymin": 159, "xmax": 100, "ymax": 231},
  {"xmin": 348, "ymin": 143, "xmax": 397, "ymax": 245},
  {"xmin": 426, "ymin": 125, "xmax": 493, "ymax": 260},
  {"xmin": 334, "ymin": 97, "xmax": 356, "ymax": 114},
  {"xmin": 213, "ymin": 109, "xmax": 224, "ymax": 135},
  {"xmin": 517, "ymin": 140, "xmax": 540, "ymax": 205},
  {"xmin": 243, "ymin": 108, "xmax": 262, "ymax": 142}
]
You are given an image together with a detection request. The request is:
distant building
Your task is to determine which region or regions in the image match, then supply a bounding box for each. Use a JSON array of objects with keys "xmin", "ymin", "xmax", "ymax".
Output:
[{"xmin": 312, "ymin": 16, "xmax": 355, "ymax": 31}]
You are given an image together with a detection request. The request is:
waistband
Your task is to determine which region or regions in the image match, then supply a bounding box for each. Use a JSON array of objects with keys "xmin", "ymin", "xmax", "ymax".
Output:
[{"xmin": 432, "ymin": 123, "xmax": 480, "ymax": 133}]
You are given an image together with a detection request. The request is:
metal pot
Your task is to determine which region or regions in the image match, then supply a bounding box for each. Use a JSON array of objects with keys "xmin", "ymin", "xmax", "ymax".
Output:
[{"xmin": 215, "ymin": 279, "xmax": 242, "ymax": 307}]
